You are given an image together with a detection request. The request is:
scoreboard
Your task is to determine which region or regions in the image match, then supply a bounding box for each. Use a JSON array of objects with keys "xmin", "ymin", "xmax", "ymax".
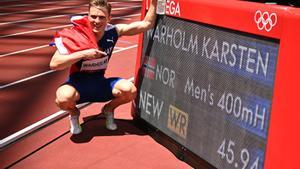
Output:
[{"xmin": 133, "ymin": 0, "xmax": 300, "ymax": 169}]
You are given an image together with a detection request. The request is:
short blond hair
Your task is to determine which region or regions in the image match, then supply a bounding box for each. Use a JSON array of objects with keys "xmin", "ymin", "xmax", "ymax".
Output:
[{"xmin": 89, "ymin": 0, "xmax": 112, "ymax": 15}]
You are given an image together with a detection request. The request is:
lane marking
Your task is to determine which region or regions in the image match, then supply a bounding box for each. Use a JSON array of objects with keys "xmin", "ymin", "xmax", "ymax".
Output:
[
  {"xmin": 0, "ymin": 102, "xmax": 90, "ymax": 149},
  {"xmin": 0, "ymin": 44, "xmax": 137, "ymax": 89},
  {"xmin": 0, "ymin": 6, "xmax": 141, "ymax": 26},
  {"xmin": 0, "ymin": 4, "xmax": 88, "ymax": 16},
  {"xmin": 0, "ymin": 45, "xmax": 137, "ymax": 148},
  {"xmin": 118, "ymin": 39, "xmax": 136, "ymax": 44},
  {"xmin": 0, "ymin": 13, "xmax": 140, "ymax": 58},
  {"xmin": 0, "ymin": 0, "xmax": 78, "ymax": 9},
  {"xmin": 113, "ymin": 46, "xmax": 124, "ymax": 50},
  {"xmin": 0, "ymin": 13, "xmax": 140, "ymax": 38},
  {"xmin": 0, "ymin": 25, "xmax": 72, "ymax": 38},
  {"xmin": 0, "ymin": 70, "xmax": 55, "ymax": 90},
  {"xmin": 0, "ymin": 0, "xmax": 19, "ymax": 3},
  {"xmin": 0, "ymin": 0, "xmax": 131, "ymax": 10},
  {"xmin": 0, "ymin": 12, "xmax": 86, "ymax": 26},
  {"xmin": 0, "ymin": 45, "xmax": 49, "ymax": 58},
  {"xmin": 0, "ymin": 4, "xmax": 33, "ymax": 8}
]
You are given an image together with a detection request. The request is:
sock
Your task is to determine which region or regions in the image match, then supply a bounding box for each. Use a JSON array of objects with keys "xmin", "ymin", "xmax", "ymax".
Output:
[{"xmin": 69, "ymin": 115, "xmax": 82, "ymax": 134}]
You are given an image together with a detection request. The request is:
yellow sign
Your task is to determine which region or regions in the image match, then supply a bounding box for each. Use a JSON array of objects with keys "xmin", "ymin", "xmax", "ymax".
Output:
[{"xmin": 167, "ymin": 105, "xmax": 189, "ymax": 139}]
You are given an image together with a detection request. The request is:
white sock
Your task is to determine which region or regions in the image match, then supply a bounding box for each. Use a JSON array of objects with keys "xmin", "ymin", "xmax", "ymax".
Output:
[
  {"xmin": 69, "ymin": 115, "xmax": 82, "ymax": 134},
  {"xmin": 105, "ymin": 111, "xmax": 117, "ymax": 130}
]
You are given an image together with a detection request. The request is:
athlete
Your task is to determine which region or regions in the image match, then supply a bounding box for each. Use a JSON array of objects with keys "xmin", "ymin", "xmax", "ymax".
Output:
[{"xmin": 50, "ymin": 0, "xmax": 157, "ymax": 134}]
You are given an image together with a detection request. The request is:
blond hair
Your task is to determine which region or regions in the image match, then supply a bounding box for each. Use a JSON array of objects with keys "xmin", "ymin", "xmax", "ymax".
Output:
[{"xmin": 89, "ymin": 0, "xmax": 111, "ymax": 15}]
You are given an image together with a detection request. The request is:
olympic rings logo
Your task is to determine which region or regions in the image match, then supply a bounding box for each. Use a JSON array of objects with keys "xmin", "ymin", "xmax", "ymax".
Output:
[{"xmin": 254, "ymin": 10, "xmax": 277, "ymax": 32}]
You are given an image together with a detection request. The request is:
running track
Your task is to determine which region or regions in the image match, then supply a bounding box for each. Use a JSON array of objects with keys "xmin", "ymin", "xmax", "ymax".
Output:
[{"xmin": 0, "ymin": 0, "xmax": 192, "ymax": 168}]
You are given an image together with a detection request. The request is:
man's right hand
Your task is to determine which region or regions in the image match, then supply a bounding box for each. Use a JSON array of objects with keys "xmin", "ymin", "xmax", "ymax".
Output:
[
  {"xmin": 50, "ymin": 49, "xmax": 107, "ymax": 70},
  {"xmin": 81, "ymin": 48, "xmax": 107, "ymax": 60}
]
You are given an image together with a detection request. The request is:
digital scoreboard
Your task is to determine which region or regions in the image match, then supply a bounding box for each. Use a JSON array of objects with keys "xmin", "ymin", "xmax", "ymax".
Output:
[{"xmin": 134, "ymin": 1, "xmax": 300, "ymax": 168}]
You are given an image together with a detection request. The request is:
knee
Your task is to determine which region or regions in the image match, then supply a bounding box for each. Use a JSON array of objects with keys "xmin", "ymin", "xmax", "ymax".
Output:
[
  {"xmin": 119, "ymin": 83, "xmax": 137, "ymax": 101},
  {"xmin": 127, "ymin": 85, "xmax": 137, "ymax": 100},
  {"xmin": 55, "ymin": 86, "xmax": 79, "ymax": 110},
  {"xmin": 55, "ymin": 98, "xmax": 75, "ymax": 111}
]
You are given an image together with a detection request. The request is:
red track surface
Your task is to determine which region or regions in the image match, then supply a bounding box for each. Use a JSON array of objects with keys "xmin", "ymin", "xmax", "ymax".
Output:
[
  {"xmin": 0, "ymin": 0, "xmax": 191, "ymax": 168},
  {"xmin": 0, "ymin": 0, "xmax": 141, "ymax": 138}
]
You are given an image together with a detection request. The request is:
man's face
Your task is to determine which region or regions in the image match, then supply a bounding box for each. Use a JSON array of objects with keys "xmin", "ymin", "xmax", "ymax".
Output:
[{"xmin": 88, "ymin": 6, "xmax": 110, "ymax": 34}]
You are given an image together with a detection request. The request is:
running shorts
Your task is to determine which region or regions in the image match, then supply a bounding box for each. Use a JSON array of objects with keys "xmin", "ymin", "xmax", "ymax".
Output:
[{"xmin": 64, "ymin": 73, "xmax": 122, "ymax": 104}]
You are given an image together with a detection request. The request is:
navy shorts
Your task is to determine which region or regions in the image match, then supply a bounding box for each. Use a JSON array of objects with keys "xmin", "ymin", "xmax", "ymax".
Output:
[{"xmin": 64, "ymin": 73, "xmax": 122, "ymax": 104}]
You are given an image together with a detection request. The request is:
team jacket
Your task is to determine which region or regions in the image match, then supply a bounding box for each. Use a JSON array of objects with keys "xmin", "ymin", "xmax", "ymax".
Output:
[{"xmin": 52, "ymin": 15, "xmax": 118, "ymax": 75}]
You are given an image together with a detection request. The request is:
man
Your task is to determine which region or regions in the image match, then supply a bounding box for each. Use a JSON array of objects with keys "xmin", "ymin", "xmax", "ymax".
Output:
[{"xmin": 50, "ymin": 0, "xmax": 157, "ymax": 134}]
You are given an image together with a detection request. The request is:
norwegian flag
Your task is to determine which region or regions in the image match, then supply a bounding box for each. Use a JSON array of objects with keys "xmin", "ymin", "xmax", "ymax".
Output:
[
  {"xmin": 142, "ymin": 56, "xmax": 156, "ymax": 80},
  {"xmin": 51, "ymin": 15, "xmax": 98, "ymax": 54}
]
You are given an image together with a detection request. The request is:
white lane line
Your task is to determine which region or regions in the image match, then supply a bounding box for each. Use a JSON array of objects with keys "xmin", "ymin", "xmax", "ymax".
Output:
[
  {"xmin": 0, "ymin": 6, "xmax": 141, "ymax": 26},
  {"xmin": 0, "ymin": 13, "xmax": 140, "ymax": 38},
  {"xmin": 0, "ymin": 102, "xmax": 90, "ymax": 149},
  {"xmin": 0, "ymin": 4, "xmax": 88, "ymax": 16},
  {"xmin": 0, "ymin": 70, "xmax": 55, "ymax": 90},
  {"xmin": 118, "ymin": 39, "xmax": 136, "ymax": 44},
  {"xmin": 0, "ymin": 0, "xmax": 75, "ymax": 9},
  {"xmin": 0, "ymin": 13, "xmax": 140, "ymax": 58},
  {"xmin": 114, "ymin": 46, "xmax": 124, "ymax": 50},
  {"xmin": 0, "ymin": 1, "xmax": 124, "ymax": 10},
  {"xmin": 0, "ymin": 45, "xmax": 49, "ymax": 58},
  {"xmin": 0, "ymin": 25, "xmax": 72, "ymax": 38},
  {"xmin": 0, "ymin": 45, "xmax": 137, "ymax": 148},
  {"xmin": 0, "ymin": 44, "xmax": 138, "ymax": 89},
  {"xmin": 119, "ymin": 0, "xmax": 141, "ymax": 1},
  {"xmin": 111, "ymin": 44, "xmax": 137, "ymax": 53},
  {"xmin": 0, "ymin": 13, "xmax": 86, "ymax": 26},
  {"xmin": 0, "ymin": 0, "xmax": 19, "ymax": 2},
  {"xmin": 0, "ymin": 4, "xmax": 31, "ymax": 8}
]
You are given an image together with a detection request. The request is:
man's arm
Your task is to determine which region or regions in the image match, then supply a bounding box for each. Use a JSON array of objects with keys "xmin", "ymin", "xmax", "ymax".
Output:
[
  {"xmin": 49, "ymin": 49, "xmax": 106, "ymax": 70},
  {"xmin": 116, "ymin": 0, "xmax": 157, "ymax": 36}
]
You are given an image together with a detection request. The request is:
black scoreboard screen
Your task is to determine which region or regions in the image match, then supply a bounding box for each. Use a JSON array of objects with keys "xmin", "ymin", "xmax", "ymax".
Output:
[{"xmin": 137, "ymin": 16, "xmax": 279, "ymax": 169}]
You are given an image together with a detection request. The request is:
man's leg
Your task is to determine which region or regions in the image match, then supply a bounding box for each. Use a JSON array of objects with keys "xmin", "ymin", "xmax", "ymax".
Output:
[
  {"xmin": 55, "ymin": 84, "xmax": 82, "ymax": 134},
  {"xmin": 106, "ymin": 79, "xmax": 137, "ymax": 111},
  {"xmin": 102, "ymin": 79, "xmax": 137, "ymax": 130}
]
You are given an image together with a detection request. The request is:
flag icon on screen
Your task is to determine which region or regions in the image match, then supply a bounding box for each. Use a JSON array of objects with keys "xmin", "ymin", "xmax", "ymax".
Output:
[{"xmin": 142, "ymin": 56, "xmax": 156, "ymax": 80}]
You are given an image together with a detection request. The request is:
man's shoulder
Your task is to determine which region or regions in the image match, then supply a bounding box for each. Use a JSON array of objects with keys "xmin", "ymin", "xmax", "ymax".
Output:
[
  {"xmin": 104, "ymin": 24, "xmax": 119, "ymax": 38},
  {"xmin": 105, "ymin": 24, "xmax": 116, "ymax": 31}
]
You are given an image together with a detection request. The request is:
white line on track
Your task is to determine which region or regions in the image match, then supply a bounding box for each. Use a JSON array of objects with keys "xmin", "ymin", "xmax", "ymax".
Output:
[
  {"xmin": 0, "ymin": 102, "xmax": 90, "ymax": 149},
  {"xmin": 0, "ymin": 24, "xmax": 72, "ymax": 38},
  {"xmin": 116, "ymin": 0, "xmax": 141, "ymax": 1},
  {"xmin": 0, "ymin": 4, "xmax": 33, "ymax": 9},
  {"xmin": 0, "ymin": 4, "xmax": 88, "ymax": 16},
  {"xmin": 0, "ymin": 14, "xmax": 140, "ymax": 58},
  {"xmin": 0, "ymin": 45, "xmax": 49, "ymax": 58},
  {"xmin": 0, "ymin": 13, "xmax": 85, "ymax": 26},
  {"xmin": 0, "ymin": 44, "xmax": 137, "ymax": 90},
  {"xmin": 0, "ymin": 70, "xmax": 55, "ymax": 90},
  {"xmin": 0, "ymin": 0, "xmax": 77, "ymax": 9},
  {"xmin": 0, "ymin": 6, "xmax": 141, "ymax": 26},
  {"xmin": 0, "ymin": 0, "xmax": 19, "ymax": 3},
  {"xmin": 0, "ymin": 45, "xmax": 137, "ymax": 148},
  {"xmin": 114, "ymin": 46, "xmax": 123, "ymax": 50},
  {"xmin": 0, "ymin": 13, "xmax": 140, "ymax": 38},
  {"xmin": 0, "ymin": 1, "xmax": 131, "ymax": 10}
]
